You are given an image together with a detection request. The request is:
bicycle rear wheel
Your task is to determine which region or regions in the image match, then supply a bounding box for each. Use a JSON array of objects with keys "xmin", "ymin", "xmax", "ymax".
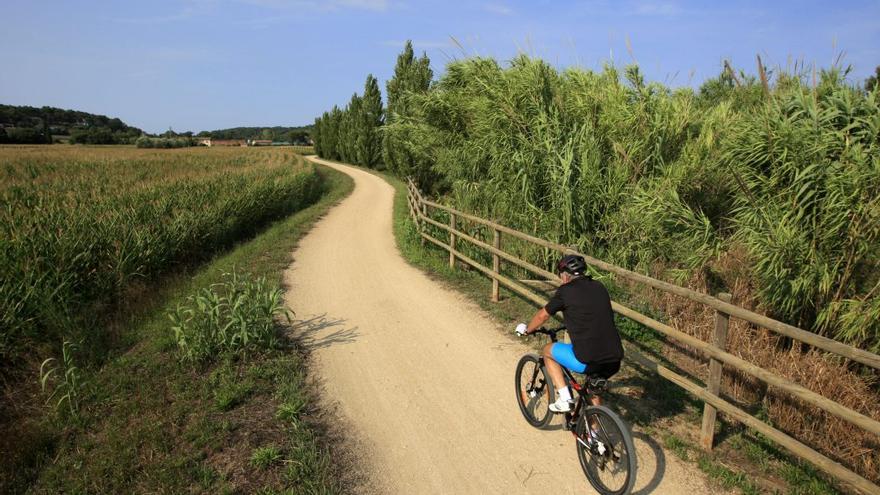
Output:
[
  {"xmin": 514, "ymin": 353, "xmax": 555, "ymax": 428},
  {"xmin": 575, "ymin": 405, "xmax": 636, "ymax": 495}
]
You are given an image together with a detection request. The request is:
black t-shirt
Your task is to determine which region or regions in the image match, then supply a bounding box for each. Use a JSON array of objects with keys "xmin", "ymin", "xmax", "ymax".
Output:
[{"xmin": 545, "ymin": 276, "xmax": 624, "ymax": 366}]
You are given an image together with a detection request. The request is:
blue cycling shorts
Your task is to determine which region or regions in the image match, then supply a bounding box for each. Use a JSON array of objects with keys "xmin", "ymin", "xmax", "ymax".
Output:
[{"xmin": 550, "ymin": 343, "xmax": 587, "ymax": 373}]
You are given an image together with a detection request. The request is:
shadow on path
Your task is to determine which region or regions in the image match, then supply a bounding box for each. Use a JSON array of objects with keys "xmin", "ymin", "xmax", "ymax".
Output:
[
  {"xmin": 290, "ymin": 313, "xmax": 359, "ymax": 350},
  {"xmin": 632, "ymin": 431, "xmax": 667, "ymax": 495}
]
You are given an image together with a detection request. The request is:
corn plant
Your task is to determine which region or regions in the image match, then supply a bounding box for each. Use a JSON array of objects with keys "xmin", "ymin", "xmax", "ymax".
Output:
[
  {"xmin": 39, "ymin": 340, "xmax": 86, "ymax": 419},
  {"xmin": 1, "ymin": 146, "xmax": 322, "ymax": 376},
  {"xmin": 169, "ymin": 270, "xmax": 291, "ymax": 363}
]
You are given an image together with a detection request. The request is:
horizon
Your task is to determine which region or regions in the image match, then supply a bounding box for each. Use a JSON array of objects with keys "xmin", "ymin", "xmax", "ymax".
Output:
[{"xmin": 2, "ymin": 0, "xmax": 878, "ymax": 134}]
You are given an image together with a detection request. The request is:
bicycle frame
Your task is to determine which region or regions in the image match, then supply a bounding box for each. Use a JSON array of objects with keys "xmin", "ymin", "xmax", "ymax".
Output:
[
  {"xmin": 532, "ymin": 326, "xmax": 609, "ymax": 433},
  {"xmin": 519, "ymin": 326, "xmax": 637, "ymax": 494}
]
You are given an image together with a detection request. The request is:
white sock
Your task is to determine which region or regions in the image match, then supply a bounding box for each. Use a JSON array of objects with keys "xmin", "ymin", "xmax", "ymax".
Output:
[{"xmin": 557, "ymin": 386, "xmax": 572, "ymax": 402}]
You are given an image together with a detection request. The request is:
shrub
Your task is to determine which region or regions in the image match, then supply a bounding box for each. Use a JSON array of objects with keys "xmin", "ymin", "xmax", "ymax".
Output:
[{"xmin": 169, "ymin": 270, "xmax": 290, "ymax": 363}]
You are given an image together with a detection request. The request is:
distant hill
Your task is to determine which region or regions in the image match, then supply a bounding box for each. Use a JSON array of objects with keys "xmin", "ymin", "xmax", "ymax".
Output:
[
  {"xmin": 0, "ymin": 104, "xmax": 143, "ymax": 144},
  {"xmin": 198, "ymin": 126, "xmax": 313, "ymax": 144}
]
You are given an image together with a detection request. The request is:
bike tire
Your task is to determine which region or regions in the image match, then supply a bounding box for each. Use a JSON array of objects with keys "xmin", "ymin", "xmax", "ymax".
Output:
[
  {"xmin": 514, "ymin": 353, "xmax": 555, "ymax": 428},
  {"xmin": 575, "ymin": 405, "xmax": 637, "ymax": 495}
]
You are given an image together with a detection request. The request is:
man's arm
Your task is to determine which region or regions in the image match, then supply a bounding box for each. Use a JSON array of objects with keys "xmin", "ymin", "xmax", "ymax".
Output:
[
  {"xmin": 526, "ymin": 307, "xmax": 551, "ymax": 334},
  {"xmin": 515, "ymin": 289, "xmax": 561, "ymax": 336}
]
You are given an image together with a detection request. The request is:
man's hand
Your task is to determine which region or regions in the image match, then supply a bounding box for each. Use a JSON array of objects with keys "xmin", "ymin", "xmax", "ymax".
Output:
[{"xmin": 515, "ymin": 323, "xmax": 528, "ymax": 336}]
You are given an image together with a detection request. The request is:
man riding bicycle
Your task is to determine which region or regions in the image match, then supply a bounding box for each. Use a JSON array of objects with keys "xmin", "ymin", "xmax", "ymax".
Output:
[{"xmin": 515, "ymin": 254, "xmax": 624, "ymax": 413}]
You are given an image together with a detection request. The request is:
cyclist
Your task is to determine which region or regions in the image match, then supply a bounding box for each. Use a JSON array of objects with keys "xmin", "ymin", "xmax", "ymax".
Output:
[{"xmin": 515, "ymin": 254, "xmax": 624, "ymax": 413}]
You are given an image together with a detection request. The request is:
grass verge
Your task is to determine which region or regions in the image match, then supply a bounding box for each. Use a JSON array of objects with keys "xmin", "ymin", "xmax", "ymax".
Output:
[{"xmin": 14, "ymin": 164, "xmax": 354, "ymax": 494}]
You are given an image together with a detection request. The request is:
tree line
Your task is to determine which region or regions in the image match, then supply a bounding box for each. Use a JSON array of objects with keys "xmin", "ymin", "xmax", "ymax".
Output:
[
  {"xmin": 0, "ymin": 104, "xmax": 143, "ymax": 144},
  {"xmin": 0, "ymin": 104, "xmax": 315, "ymax": 146},
  {"xmin": 198, "ymin": 126, "xmax": 312, "ymax": 144},
  {"xmin": 313, "ymin": 42, "xmax": 432, "ymax": 172}
]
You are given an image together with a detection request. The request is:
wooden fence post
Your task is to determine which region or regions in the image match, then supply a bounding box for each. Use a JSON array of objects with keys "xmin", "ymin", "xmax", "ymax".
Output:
[
  {"xmin": 420, "ymin": 198, "xmax": 427, "ymax": 247},
  {"xmin": 491, "ymin": 228, "xmax": 500, "ymax": 302},
  {"xmin": 449, "ymin": 213, "xmax": 457, "ymax": 269},
  {"xmin": 701, "ymin": 292, "xmax": 732, "ymax": 451}
]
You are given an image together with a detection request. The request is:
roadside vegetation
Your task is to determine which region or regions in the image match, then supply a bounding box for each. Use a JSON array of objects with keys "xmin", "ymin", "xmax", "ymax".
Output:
[
  {"xmin": 374, "ymin": 168, "xmax": 841, "ymax": 495},
  {"xmin": 0, "ymin": 146, "xmax": 353, "ymax": 493},
  {"xmin": 314, "ymin": 42, "xmax": 879, "ymax": 487}
]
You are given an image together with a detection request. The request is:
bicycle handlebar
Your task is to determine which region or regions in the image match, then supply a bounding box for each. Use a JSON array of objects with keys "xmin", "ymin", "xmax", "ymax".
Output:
[{"xmin": 532, "ymin": 325, "xmax": 567, "ymax": 342}]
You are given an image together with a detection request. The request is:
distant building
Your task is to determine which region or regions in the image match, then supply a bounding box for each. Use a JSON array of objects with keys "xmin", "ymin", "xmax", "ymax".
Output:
[
  {"xmin": 248, "ymin": 139, "xmax": 273, "ymax": 146},
  {"xmin": 197, "ymin": 138, "xmax": 246, "ymax": 147}
]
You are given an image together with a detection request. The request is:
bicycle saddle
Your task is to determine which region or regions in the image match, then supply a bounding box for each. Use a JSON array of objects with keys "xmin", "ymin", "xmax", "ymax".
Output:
[{"xmin": 585, "ymin": 376, "xmax": 609, "ymax": 393}]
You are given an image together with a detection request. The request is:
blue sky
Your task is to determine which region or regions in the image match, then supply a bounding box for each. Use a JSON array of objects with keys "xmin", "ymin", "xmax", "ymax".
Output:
[{"xmin": 2, "ymin": 1, "xmax": 878, "ymax": 133}]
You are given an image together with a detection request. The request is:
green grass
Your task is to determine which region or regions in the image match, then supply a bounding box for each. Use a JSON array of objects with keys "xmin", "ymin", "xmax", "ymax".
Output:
[
  {"xmin": 251, "ymin": 446, "xmax": 283, "ymax": 469},
  {"xmin": 14, "ymin": 164, "xmax": 354, "ymax": 494}
]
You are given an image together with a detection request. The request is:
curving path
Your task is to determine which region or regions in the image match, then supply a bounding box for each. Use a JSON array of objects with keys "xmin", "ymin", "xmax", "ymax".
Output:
[{"xmin": 283, "ymin": 157, "xmax": 720, "ymax": 494}]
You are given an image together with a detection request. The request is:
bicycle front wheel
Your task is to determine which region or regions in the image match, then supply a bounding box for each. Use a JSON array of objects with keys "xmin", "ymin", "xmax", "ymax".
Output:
[
  {"xmin": 514, "ymin": 353, "xmax": 555, "ymax": 428},
  {"xmin": 575, "ymin": 405, "xmax": 637, "ymax": 495}
]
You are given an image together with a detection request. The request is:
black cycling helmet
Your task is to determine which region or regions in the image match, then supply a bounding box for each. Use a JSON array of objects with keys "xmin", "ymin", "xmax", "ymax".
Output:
[{"xmin": 557, "ymin": 254, "xmax": 587, "ymax": 276}]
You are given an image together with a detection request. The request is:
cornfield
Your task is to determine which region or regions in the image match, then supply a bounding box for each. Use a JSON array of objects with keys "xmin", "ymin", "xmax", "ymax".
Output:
[{"xmin": 0, "ymin": 145, "xmax": 323, "ymax": 374}]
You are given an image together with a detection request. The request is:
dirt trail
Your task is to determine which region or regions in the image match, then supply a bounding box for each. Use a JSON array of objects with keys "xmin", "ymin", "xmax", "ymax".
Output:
[{"xmin": 284, "ymin": 157, "xmax": 719, "ymax": 494}]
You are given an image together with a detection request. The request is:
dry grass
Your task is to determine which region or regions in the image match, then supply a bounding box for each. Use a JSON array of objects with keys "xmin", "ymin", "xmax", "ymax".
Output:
[{"xmin": 627, "ymin": 247, "xmax": 880, "ymax": 483}]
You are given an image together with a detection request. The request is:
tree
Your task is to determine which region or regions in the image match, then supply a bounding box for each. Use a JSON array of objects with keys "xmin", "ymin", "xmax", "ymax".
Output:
[
  {"xmin": 358, "ymin": 74, "xmax": 384, "ymax": 168},
  {"xmin": 287, "ymin": 130, "xmax": 309, "ymax": 145},
  {"xmin": 382, "ymin": 40, "xmax": 433, "ymax": 178},
  {"xmin": 341, "ymin": 93, "xmax": 362, "ymax": 164},
  {"xmin": 70, "ymin": 127, "xmax": 118, "ymax": 144},
  {"xmin": 5, "ymin": 127, "xmax": 44, "ymax": 144}
]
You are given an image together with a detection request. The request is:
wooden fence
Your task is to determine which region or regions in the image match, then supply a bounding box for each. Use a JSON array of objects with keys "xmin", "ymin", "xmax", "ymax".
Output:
[{"xmin": 405, "ymin": 178, "xmax": 880, "ymax": 495}]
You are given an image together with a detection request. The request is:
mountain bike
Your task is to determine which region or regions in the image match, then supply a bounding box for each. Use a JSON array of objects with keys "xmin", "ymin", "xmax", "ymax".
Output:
[{"xmin": 515, "ymin": 326, "xmax": 637, "ymax": 495}]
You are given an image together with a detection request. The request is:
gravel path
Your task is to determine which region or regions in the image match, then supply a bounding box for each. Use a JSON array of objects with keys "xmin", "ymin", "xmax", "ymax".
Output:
[{"xmin": 283, "ymin": 157, "xmax": 720, "ymax": 494}]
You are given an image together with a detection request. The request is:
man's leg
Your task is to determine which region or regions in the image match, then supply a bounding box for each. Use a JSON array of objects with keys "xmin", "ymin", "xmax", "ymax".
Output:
[{"xmin": 542, "ymin": 343, "xmax": 567, "ymax": 392}]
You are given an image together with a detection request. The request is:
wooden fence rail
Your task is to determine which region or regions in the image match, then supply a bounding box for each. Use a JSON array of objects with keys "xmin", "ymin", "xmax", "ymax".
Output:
[{"xmin": 405, "ymin": 178, "xmax": 880, "ymax": 495}]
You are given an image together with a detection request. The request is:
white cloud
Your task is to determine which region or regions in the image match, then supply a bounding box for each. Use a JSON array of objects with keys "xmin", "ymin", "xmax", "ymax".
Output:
[
  {"xmin": 238, "ymin": 0, "xmax": 390, "ymax": 11},
  {"xmin": 110, "ymin": 7, "xmax": 196, "ymax": 24},
  {"xmin": 337, "ymin": 0, "xmax": 389, "ymax": 10},
  {"xmin": 632, "ymin": 1, "xmax": 681, "ymax": 17},
  {"xmin": 483, "ymin": 3, "xmax": 513, "ymax": 16}
]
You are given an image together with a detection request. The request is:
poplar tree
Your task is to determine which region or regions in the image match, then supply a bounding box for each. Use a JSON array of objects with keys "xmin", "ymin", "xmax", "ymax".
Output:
[
  {"xmin": 358, "ymin": 74, "xmax": 384, "ymax": 168},
  {"xmin": 382, "ymin": 41, "xmax": 433, "ymax": 180},
  {"xmin": 312, "ymin": 112, "xmax": 326, "ymax": 157},
  {"xmin": 341, "ymin": 93, "xmax": 362, "ymax": 164}
]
